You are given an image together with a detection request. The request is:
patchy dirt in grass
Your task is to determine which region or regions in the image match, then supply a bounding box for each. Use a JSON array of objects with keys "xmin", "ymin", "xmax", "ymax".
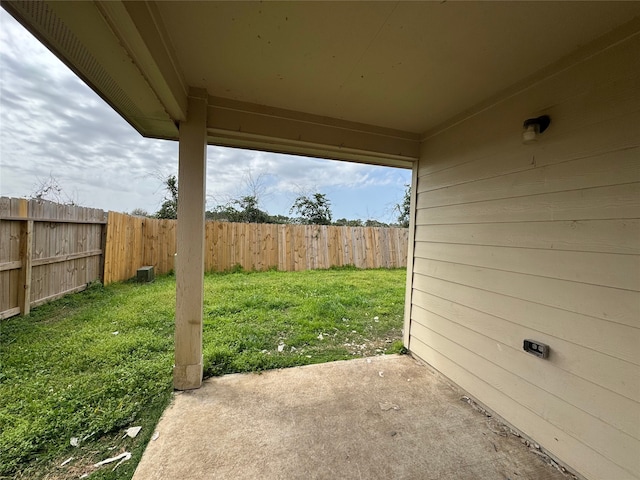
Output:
[{"xmin": 341, "ymin": 332, "xmax": 402, "ymax": 357}]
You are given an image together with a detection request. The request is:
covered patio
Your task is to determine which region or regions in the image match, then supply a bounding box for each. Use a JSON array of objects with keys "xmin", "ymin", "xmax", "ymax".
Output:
[
  {"xmin": 4, "ymin": 2, "xmax": 639, "ymax": 479},
  {"xmin": 132, "ymin": 355, "xmax": 567, "ymax": 480}
]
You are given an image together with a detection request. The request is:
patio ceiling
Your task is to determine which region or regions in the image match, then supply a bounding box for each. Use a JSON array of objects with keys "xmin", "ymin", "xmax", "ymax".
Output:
[{"xmin": 4, "ymin": 1, "xmax": 640, "ymax": 168}]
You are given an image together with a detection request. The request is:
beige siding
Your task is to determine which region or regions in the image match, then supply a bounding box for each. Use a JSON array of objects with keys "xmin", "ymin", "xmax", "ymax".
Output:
[{"xmin": 409, "ymin": 28, "xmax": 640, "ymax": 480}]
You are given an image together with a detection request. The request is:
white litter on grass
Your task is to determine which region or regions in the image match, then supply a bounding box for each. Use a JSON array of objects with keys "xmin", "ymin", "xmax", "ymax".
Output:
[
  {"xmin": 113, "ymin": 454, "xmax": 132, "ymax": 471},
  {"xmin": 317, "ymin": 333, "xmax": 324, "ymax": 341},
  {"xmin": 70, "ymin": 437, "xmax": 79, "ymax": 447},
  {"xmin": 379, "ymin": 402, "xmax": 400, "ymax": 411},
  {"xmin": 277, "ymin": 344, "xmax": 285, "ymax": 352},
  {"xmin": 93, "ymin": 451, "xmax": 132, "ymax": 471},
  {"xmin": 151, "ymin": 431, "xmax": 160, "ymax": 441},
  {"xmin": 60, "ymin": 456, "xmax": 73, "ymax": 467},
  {"xmin": 373, "ymin": 316, "xmax": 379, "ymax": 322},
  {"xmin": 112, "ymin": 331, "xmax": 119, "ymax": 335},
  {"xmin": 123, "ymin": 426, "xmax": 142, "ymax": 439}
]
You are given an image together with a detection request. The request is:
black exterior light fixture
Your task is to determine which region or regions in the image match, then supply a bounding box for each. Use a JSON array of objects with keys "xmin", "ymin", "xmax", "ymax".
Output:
[{"xmin": 522, "ymin": 115, "xmax": 551, "ymax": 144}]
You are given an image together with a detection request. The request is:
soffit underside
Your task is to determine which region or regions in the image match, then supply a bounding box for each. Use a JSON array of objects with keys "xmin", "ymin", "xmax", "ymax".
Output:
[{"xmin": 3, "ymin": 1, "xmax": 640, "ymax": 166}]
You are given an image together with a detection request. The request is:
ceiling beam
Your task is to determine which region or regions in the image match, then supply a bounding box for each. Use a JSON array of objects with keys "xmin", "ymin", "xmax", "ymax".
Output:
[
  {"xmin": 207, "ymin": 97, "xmax": 419, "ymax": 169},
  {"xmin": 99, "ymin": 1, "xmax": 188, "ymax": 122}
]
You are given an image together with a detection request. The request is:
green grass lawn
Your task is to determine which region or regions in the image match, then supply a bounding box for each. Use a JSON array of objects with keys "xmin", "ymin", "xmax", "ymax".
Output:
[{"xmin": 0, "ymin": 267, "xmax": 406, "ymax": 479}]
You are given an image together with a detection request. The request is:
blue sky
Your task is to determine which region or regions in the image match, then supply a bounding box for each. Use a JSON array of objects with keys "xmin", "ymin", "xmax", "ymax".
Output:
[{"xmin": 0, "ymin": 10, "xmax": 410, "ymax": 222}]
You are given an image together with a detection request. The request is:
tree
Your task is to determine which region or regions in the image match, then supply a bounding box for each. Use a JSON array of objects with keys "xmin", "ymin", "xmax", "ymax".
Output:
[
  {"xmin": 290, "ymin": 193, "xmax": 332, "ymax": 225},
  {"xmin": 334, "ymin": 218, "xmax": 363, "ymax": 227},
  {"xmin": 395, "ymin": 184, "xmax": 411, "ymax": 228},
  {"xmin": 130, "ymin": 208, "xmax": 150, "ymax": 217},
  {"xmin": 213, "ymin": 195, "xmax": 270, "ymax": 223},
  {"xmin": 267, "ymin": 214, "xmax": 293, "ymax": 225},
  {"xmin": 31, "ymin": 174, "xmax": 77, "ymax": 205},
  {"xmin": 364, "ymin": 219, "xmax": 389, "ymax": 227},
  {"xmin": 155, "ymin": 175, "xmax": 178, "ymax": 219}
]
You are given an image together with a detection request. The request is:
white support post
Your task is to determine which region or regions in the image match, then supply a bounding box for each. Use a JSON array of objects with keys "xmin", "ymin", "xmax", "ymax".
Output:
[{"xmin": 174, "ymin": 88, "xmax": 208, "ymax": 390}]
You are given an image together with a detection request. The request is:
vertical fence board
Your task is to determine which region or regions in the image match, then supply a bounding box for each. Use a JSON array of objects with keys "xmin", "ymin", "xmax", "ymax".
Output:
[{"xmin": 0, "ymin": 198, "xmax": 107, "ymax": 319}]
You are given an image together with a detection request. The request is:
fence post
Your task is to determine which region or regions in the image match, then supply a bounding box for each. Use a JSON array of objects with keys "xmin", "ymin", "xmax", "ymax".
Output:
[
  {"xmin": 18, "ymin": 220, "xmax": 33, "ymax": 316},
  {"xmin": 99, "ymin": 212, "xmax": 108, "ymax": 284}
]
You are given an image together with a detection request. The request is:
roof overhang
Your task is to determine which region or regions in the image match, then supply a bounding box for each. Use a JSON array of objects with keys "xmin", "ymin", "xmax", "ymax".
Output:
[{"xmin": 3, "ymin": 1, "xmax": 640, "ymax": 168}]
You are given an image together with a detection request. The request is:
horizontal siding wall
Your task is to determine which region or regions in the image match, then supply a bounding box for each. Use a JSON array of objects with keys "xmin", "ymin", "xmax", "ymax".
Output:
[{"xmin": 409, "ymin": 29, "xmax": 640, "ymax": 480}]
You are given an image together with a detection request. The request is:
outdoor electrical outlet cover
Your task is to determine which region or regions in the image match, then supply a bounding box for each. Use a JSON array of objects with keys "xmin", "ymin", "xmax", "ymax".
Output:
[{"xmin": 523, "ymin": 339, "xmax": 549, "ymax": 359}]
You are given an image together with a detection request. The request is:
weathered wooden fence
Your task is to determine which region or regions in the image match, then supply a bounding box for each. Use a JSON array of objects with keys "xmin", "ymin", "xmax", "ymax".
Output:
[
  {"xmin": 104, "ymin": 212, "xmax": 408, "ymax": 284},
  {"xmin": 103, "ymin": 213, "xmax": 176, "ymax": 285},
  {"xmin": 1, "ymin": 201, "xmax": 408, "ymax": 317},
  {"xmin": 0, "ymin": 198, "xmax": 107, "ymax": 319}
]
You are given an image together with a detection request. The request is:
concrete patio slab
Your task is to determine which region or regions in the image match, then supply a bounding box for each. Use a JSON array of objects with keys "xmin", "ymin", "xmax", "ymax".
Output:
[{"xmin": 133, "ymin": 355, "xmax": 569, "ymax": 480}]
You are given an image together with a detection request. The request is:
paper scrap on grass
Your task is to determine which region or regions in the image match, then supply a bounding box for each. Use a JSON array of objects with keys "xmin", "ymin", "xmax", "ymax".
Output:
[
  {"xmin": 112, "ymin": 331, "xmax": 119, "ymax": 335},
  {"xmin": 277, "ymin": 344, "xmax": 285, "ymax": 352},
  {"xmin": 112, "ymin": 454, "xmax": 132, "ymax": 471},
  {"xmin": 93, "ymin": 451, "xmax": 132, "ymax": 471},
  {"xmin": 123, "ymin": 426, "xmax": 142, "ymax": 439},
  {"xmin": 70, "ymin": 437, "xmax": 79, "ymax": 447}
]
